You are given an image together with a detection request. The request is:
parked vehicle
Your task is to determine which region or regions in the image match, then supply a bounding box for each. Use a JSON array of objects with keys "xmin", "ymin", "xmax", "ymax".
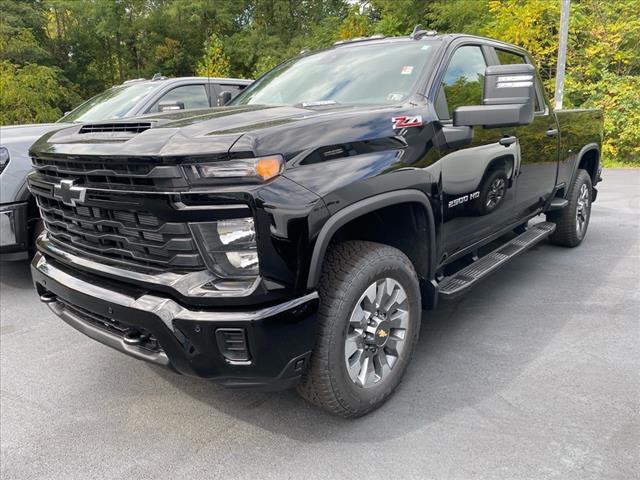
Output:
[
  {"xmin": 28, "ymin": 30, "xmax": 603, "ymax": 417},
  {"xmin": 0, "ymin": 75, "xmax": 251, "ymax": 260}
]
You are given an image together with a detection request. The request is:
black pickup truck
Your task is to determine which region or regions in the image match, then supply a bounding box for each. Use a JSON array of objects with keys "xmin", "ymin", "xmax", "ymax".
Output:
[{"xmin": 29, "ymin": 30, "xmax": 603, "ymax": 417}]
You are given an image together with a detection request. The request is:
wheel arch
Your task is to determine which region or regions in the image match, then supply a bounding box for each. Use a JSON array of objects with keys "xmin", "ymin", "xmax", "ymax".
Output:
[
  {"xmin": 574, "ymin": 143, "xmax": 600, "ymax": 186},
  {"xmin": 306, "ymin": 190, "xmax": 436, "ymax": 290}
]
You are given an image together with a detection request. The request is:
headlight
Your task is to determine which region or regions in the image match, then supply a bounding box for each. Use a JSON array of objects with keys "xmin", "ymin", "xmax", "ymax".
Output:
[
  {"xmin": 190, "ymin": 217, "xmax": 259, "ymax": 278},
  {"xmin": 184, "ymin": 155, "xmax": 283, "ymax": 184},
  {"xmin": 0, "ymin": 147, "xmax": 9, "ymax": 174}
]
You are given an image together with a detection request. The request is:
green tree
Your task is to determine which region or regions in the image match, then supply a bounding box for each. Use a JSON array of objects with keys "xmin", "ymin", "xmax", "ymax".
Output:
[
  {"xmin": 0, "ymin": 60, "xmax": 79, "ymax": 124},
  {"xmin": 196, "ymin": 33, "xmax": 231, "ymax": 77}
]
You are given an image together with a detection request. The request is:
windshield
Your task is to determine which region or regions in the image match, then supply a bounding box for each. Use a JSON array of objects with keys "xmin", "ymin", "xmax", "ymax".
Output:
[
  {"xmin": 58, "ymin": 83, "xmax": 158, "ymax": 123},
  {"xmin": 232, "ymin": 41, "xmax": 440, "ymax": 107}
]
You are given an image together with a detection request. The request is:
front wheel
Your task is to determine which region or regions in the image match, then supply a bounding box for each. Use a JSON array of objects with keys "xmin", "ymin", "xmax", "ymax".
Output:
[
  {"xmin": 297, "ymin": 241, "xmax": 421, "ymax": 417},
  {"xmin": 28, "ymin": 218, "xmax": 44, "ymax": 258}
]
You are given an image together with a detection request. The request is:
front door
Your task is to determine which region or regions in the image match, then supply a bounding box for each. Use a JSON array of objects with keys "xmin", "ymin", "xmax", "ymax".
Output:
[{"xmin": 436, "ymin": 44, "xmax": 521, "ymax": 257}]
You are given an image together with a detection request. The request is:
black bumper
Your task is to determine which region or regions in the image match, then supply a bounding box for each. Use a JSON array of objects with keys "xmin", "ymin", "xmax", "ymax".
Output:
[
  {"xmin": 0, "ymin": 202, "xmax": 29, "ymax": 261},
  {"xmin": 31, "ymin": 253, "xmax": 319, "ymax": 390}
]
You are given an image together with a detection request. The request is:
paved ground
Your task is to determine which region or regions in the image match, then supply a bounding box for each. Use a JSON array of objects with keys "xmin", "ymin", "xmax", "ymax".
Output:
[{"xmin": 1, "ymin": 169, "xmax": 638, "ymax": 480}]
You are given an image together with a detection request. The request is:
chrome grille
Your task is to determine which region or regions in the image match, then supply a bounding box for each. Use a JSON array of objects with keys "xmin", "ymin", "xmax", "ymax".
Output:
[{"xmin": 34, "ymin": 193, "xmax": 205, "ymax": 271}]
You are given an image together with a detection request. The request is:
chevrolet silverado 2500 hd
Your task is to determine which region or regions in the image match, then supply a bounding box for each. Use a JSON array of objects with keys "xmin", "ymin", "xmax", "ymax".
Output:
[{"xmin": 28, "ymin": 30, "xmax": 603, "ymax": 417}]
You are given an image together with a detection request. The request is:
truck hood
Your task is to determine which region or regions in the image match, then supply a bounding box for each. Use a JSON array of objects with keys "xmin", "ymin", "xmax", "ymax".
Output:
[
  {"xmin": 30, "ymin": 103, "xmax": 409, "ymax": 159},
  {"xmin": 1, "ymin": 123, "xmax": 73, "ymax": 148}
]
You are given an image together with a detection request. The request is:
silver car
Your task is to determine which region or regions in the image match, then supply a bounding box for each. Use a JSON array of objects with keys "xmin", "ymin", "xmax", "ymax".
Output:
[{"xmin": 0, "ymin": 75, "xmax": 251, "ymax": 260}]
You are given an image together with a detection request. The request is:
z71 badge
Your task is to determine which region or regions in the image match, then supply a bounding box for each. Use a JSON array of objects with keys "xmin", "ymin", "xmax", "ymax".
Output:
[{"xmin": 392, "ymin": 115, "xmax": 422, "ymax": 129}]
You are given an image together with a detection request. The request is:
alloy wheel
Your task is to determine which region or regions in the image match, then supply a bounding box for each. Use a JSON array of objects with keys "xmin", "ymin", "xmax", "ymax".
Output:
[
  {"xmin": 344, "ymin": 278, "xmax": 410, "ymax": 388},
  {"xmin": 576, "ymin": 183, "xmax": 590, "ymax": 237}
]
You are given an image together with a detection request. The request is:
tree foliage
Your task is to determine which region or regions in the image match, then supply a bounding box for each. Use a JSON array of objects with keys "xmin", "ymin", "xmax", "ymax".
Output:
[
  {"xmin": 0, "ymin": 0, "xmax": 637, "ymax": 165},
  {"xmin": 0, "ymin": 61, "xmax": 79, "ymax": 124},
  {"xmin": 196, "ymin": 33, "xmax": 231, "ymax": 77}
]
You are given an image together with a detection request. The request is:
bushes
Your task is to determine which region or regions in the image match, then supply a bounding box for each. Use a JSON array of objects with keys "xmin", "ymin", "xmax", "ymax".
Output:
[{"xmin": 0, "ymin": 61, "xmax": 79, "ymax": 124}]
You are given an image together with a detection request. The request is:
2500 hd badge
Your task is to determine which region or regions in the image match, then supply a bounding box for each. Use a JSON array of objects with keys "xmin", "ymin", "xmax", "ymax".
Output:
[{"xmin": 29, "ymin": 29, "xmax": 603, "ymax": 417}]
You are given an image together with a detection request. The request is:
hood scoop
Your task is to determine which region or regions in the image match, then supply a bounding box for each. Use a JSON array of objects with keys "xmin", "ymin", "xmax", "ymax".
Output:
[{"xmin": 78, "ymin": 122, "xmax": 153, "ymax": 135}]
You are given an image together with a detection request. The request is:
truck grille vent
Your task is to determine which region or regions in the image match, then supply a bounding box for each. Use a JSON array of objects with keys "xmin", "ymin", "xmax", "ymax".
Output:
[
  {"xmin": 216, "ymin": 328, "xmax": 250, "ymax": 363},
  {"xmin": 31, "ymin": 154, "xmax": 186, "ymax": 189},
  {"xmin": 34, "ymin": 193, "xmax": 205, "ymax": 272},
  {"xmin": 78, "ymin": 122, "xmax": 152, "ymax": 134}
]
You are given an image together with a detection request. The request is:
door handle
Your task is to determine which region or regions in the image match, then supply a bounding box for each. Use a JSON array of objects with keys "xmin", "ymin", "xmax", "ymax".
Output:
[
  {"xmin": 545, "ymin": 128, "xmax": 559, "ymax": 137},
  {"xmin": 499, "ymin": 136, "xmax": 517, "ymax": 146}
]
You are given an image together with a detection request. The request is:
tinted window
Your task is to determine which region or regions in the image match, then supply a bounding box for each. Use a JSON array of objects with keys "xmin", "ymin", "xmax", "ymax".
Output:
[
  {"xmin": 232, "ymin": 41, "xmax": 441, "ymax": 106},
  {"xmin": 59, "ymin": 83, "xmax": 158, "ymax": 123},
  {"xmin": 217, "ymin": 84, "xmax": 242, "ymax": 96},
  {"xmin": 150, "ymin": 84, "xmax": 210, "ymax": 112},
  {"xmin": 440, "ymin": 46, "xmax": 486, "ymax": 119},
  {"xmin": 495, "ymin": 49, "xmax": 543, "ymax": 111},
  {"xmin": 496, "ymin": 49, "xmax": 526, "ymax": 65}
]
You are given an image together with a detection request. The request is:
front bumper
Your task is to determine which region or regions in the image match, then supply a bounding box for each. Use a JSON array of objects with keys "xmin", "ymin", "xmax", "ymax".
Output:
[
  {"xmin": 32, "ymin": 253, "xmax": 319, "ymax": 389},
  {"xmin": 0, "ymin": 202, "xmax": 29, "ymax": 260}
]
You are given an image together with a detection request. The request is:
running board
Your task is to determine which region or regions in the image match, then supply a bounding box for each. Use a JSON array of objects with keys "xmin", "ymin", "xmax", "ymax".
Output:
[{"xmin": 438, "ymin": 222, "xmax": 556, "ymax": 299}]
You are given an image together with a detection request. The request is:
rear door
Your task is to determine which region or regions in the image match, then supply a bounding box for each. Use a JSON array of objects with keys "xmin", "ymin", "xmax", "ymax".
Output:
[
  {"xmin": 435, "ymin": 43, "xmax": 521, "ymax": 256},
  {"xmin": 491, "ymin": 47, "xmax": 559, "ymax": 215}
]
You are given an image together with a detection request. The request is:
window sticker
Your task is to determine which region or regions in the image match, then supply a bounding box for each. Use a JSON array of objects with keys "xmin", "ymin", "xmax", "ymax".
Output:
[
  {"xmin": 401, "ymin": 66, "xmax": 414, "ymax": 75},
  {"xmin": 387, "ymin": 92, "xmax": 405, "ymax": 102}
]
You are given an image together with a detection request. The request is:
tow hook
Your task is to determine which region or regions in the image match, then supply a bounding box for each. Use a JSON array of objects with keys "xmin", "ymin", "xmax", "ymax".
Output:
[
  {"xmin": 40, "ymin": 293, "xmax": 57, "ymax": 303},
  {"xmin": 123, "ymin": 329, "xmax": 149, "ymax": 346}
]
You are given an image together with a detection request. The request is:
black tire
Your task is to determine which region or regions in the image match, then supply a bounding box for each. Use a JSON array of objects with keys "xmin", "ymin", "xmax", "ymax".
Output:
[
  {"xmin": 28, "ymin": 218, "xmax": 44, "ymax": 258},
  {"xmin": 476, "ymin": 169, "xmax": 508, "ymax": 215},
  {"xmin": 297, "ymin": 240, "xmax": 421, "ymax": 417},
  {"xmin": 547, "ymin": 169, "xmax": 592, "ymax": 247}
]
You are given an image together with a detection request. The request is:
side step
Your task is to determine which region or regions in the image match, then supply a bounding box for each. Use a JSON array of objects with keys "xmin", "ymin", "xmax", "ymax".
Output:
[
  {"xmin": 547, "ymin": 197, "xmax": 569, "ymax": 211},
  {"xmin": 438, "ymin": 222, "xmax": 556, "ymax": 299}
]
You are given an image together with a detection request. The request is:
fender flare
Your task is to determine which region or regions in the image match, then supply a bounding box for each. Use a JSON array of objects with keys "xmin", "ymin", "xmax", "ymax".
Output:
[
  {"xmin": 306, "ymin": 189, "xmax": 436, "ymax": 289},
  {"xmin": 570, "ymin": 143, "xmax": 600, "ymax": 186}
]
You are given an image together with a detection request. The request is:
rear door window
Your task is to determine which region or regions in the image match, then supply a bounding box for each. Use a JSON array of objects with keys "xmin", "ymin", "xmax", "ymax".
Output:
[
  {"xmin": 495, "ymin": 48, "xmax": 544, "ymax": 112},
  {"xmin": 496, "ymin": 49, "xmax": 527, "ymax": 65},
  {"xmin": 149, "ymin": 84, "xmax": 210, "ymax": 113}
]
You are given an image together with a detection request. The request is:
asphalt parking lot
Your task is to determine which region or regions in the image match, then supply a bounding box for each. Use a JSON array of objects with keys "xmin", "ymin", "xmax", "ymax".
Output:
[{"xmin": 1, "ymin": 169, "xmax": 638, "ymax": 480}]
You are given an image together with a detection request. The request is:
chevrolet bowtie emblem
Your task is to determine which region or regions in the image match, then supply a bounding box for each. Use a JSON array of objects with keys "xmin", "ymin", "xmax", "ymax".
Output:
[
  {"xmin": 377, "ymin": 329, "xmax": 388, "ymax": 338},
  {"xmin": 53, "ymin": 179, "xmax": 86, "ymax": 206}
]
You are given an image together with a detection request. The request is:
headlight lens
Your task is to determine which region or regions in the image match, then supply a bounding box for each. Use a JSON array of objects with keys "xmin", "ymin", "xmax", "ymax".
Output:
[
  {"xmin": 216, "ymin": 218, "xmax": 256, "ymax": 245},
  {"xmin": 0, "ymin": 147, "xmax": 9, "ymax": 174},
  {"xmin": 190, "ymin": 217, "xmax": 259, "ymax": 278},
  {"xmin": 185, "ymin": 155, "xmax": 283, "ymax": 184}
]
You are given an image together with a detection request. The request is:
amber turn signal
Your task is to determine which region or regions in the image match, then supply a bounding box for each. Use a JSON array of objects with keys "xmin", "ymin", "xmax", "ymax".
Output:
[{"xmin": 255, "ymin": 155, "xmax": 283, "ymax": 181}]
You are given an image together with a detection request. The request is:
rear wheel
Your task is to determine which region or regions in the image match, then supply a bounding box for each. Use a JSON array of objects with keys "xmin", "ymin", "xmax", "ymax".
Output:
[
  {"xmin": 476, "ymin": 169, "xmax": 508, "ymax": 215},
  {"xmin": 547, "ymin": 169, "xmax": 592, "ymax": 247},
  {"xmin": 297, "ymin": 241, "xmax": 421, "ymax": 417}
]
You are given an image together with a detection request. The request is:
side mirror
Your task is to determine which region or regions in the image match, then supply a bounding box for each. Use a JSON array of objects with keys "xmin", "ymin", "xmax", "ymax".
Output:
[
  {"xmin": 158, "ymin": 101, "xmax": 185, "ymax": 112},
  {"xmin": 453, "ymin": 64, "xmax": 535, "ymax": 128},
  {"xmin": 218, "ymin": 91, "xmax": 232, "ymax": 106}
]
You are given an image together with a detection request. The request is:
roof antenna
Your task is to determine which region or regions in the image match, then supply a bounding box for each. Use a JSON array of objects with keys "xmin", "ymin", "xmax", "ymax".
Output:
[
  {"xmin": 410, "ymin": 24, "xmax": 424, "ymax": 39},
  {"xmin": 207, "ymin": 33, "xmax": 213, "ymax": 106},
  {"xmin": 410, "ymin": 24, "xmax": 437, "ymax": 40}
]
